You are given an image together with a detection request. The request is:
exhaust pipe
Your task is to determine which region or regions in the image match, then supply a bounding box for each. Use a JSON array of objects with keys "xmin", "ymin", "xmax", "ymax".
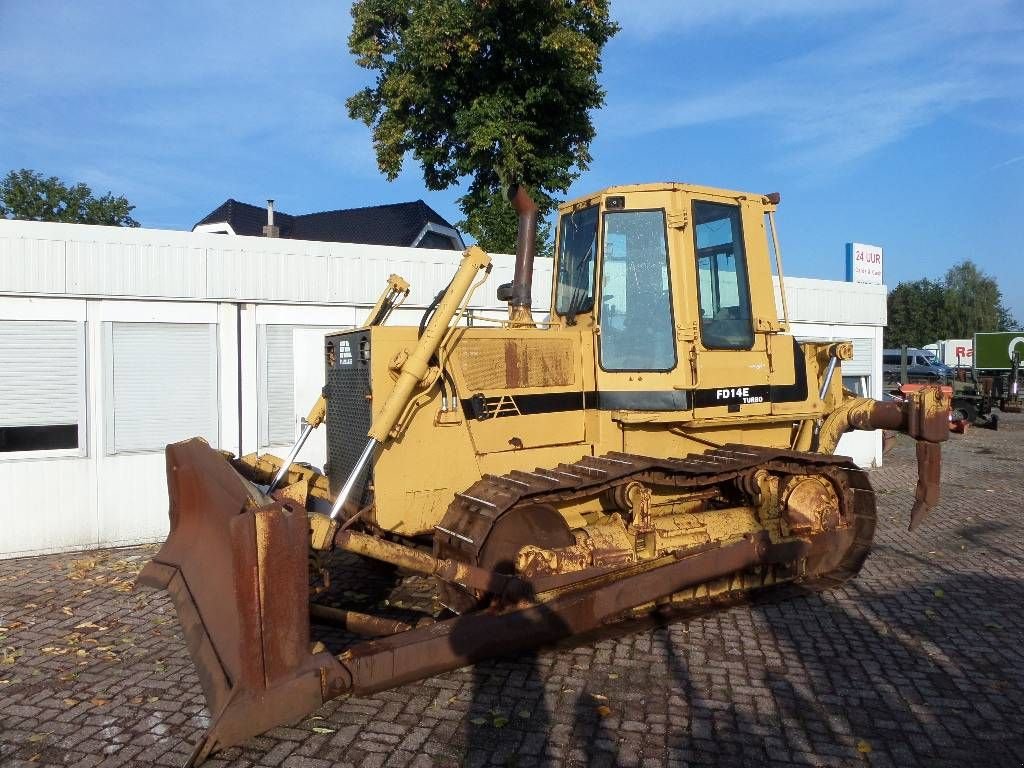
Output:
[{"xmin": 507, "ymin": 184, "xmax": 538, "ymax": 325}]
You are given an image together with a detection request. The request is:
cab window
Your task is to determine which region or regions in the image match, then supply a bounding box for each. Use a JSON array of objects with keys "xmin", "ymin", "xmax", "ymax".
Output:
[
  {"xmin": 694, "ymin": 201, "xmax": 754, "ymax": 350},
  {"xmin": 599, "ymin": 209, "xmax": 676, "ymax": 371},
  {"xmin": 554, "ymin": 205, "xmax": 599, "ymax": 319}
]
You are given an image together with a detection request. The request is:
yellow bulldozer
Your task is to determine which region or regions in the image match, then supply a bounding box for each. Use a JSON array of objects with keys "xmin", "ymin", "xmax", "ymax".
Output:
[{"xmin": 138, "ymin": 182, "xmax": 949, "ymax": 763}]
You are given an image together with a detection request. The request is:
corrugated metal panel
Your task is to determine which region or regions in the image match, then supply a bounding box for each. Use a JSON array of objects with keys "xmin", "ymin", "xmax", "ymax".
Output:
[
  {"xmin": 0, "ymin": 236, "xmax": 66, "ymax": 293},
  {"xmin": 207, "ymin": 247, "xmax": 330, "ymax": 302},
  {"xmin": 844, "ymin": 337, "xmax": 874, "ymax": 376},
  {"xmin": 66, "ymin": 240, "xmax": 206, "ymax": 297},
  {"xmin": 0, "ymin": 320, "xmax": 82, "ymax": 427},
  {"xmin": 107, "ymin": 322, "xmax": 218, "ymax": 453},
  {"xmin": 263, "ymin": 325, "xmax": 295, "ymax": 445},
  {"xmin": 774, "ymin": 277, "xmax": 886, "ymax": 326}
]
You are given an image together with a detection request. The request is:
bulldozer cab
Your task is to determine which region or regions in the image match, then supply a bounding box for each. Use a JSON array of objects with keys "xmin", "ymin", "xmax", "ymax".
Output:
[{"xmin": 551, "ymin": 184, "xmax": 797, "ymax": 418}]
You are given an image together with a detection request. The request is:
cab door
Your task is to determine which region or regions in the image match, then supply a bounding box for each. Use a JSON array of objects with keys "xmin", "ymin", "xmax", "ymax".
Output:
[
  {"xmin": 688, "ymin": 196, "xmax": 774, "ymax": 417},
  {"xmin": 594, "ymin": 205, "xmax": 689, "ymax": 412}
]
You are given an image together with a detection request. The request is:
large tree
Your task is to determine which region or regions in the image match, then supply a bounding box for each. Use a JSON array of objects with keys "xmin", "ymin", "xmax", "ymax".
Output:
[
  {"xmin": 0, "ymin": 169, "xmax": 139, "ymax": 227},
  {"xmin": 346, "ymin": 0, "xmax": 617, "ymax": 254},
  {"xmin": 885, "ymin": 260, "xmax": 1017, "ymax": 346}
]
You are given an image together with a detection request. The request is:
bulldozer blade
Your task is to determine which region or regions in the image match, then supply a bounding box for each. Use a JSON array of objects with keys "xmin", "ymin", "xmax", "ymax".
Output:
[{"xmin": 137, "ymin": 439, "xmax": 349, "ymax": 763}]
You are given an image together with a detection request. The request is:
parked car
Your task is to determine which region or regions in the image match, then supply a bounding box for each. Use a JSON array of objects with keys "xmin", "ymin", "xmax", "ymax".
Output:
[{"xmin": 882, "ymin": 348, "xmax": 952, "ymax": 383}]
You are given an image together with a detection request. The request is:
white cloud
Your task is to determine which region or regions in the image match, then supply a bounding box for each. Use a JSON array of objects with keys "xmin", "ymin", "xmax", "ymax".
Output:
[
  {"xmin": 614, "ymin": 0, "xmax": 891, "ymax": 39},
  {"xmin": 991, "ymin": 155, "xmax": 1024, "ymax": 170},
  {"xmin": 604, "ymin": 0, "xmax": 1024, "ymax": 170},
  {"xmin": 0, "ymin": 0, "xmax": 352, "ymax": 92}
]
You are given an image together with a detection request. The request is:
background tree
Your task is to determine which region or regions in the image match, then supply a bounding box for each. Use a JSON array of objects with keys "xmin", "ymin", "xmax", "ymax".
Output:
[
  {"xmin": 942, "ymin": 260, "xmax": 1016, "ymax": 335},
  {"xmin": 885, "ymin": 279, "xmax": 948, "ymax": 347},
  {"xmin": 885, "ymin": 259, "xmax": 1017, "ymax": 346},
  {"xmin": 346, "ymin": 0, "xmax": 618, "ymax": 255},
  {"xmin": 0, "ymin": 169, "xmax": 139, "ymax": 226}
]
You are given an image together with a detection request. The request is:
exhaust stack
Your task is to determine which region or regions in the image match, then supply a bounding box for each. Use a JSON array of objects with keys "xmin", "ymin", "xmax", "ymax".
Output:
[{"xmin": 507, "ymin": 185, "xmax": 538, "ymax": 325}]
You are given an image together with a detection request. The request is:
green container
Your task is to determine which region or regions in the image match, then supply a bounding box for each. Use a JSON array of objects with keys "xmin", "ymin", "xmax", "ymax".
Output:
[{"xmin": 973, "ymin": 332, "xmax": 1024, "ymax": 371}]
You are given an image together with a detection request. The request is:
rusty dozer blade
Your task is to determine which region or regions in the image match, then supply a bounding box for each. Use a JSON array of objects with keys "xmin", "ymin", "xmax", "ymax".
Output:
[{"xmin": 137, "ymin": 439, "xmax": 349, "ymax": 766}]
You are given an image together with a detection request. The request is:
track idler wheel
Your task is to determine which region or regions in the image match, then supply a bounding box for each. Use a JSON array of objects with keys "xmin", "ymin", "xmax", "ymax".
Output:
[{"xmin": 437, "ymin": 503, "xmax": 573, "ymax": 613}]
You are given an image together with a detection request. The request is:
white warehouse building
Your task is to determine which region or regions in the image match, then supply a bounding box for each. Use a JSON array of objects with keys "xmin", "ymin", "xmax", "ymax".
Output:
[{"xmin": 0, "ymin": 220, "xmax": 884, "ymax": 558}]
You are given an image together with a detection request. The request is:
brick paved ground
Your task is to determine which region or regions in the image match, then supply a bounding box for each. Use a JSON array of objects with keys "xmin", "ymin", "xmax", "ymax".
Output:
[{"xmin": 2, "ymin": 416, "xmax": 1023, "ymax": 768}]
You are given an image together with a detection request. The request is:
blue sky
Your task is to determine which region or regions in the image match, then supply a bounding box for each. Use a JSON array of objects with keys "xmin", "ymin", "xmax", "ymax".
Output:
[{"xmin": 2, "ymin": 1, "xmax": 1022, "ymax": 320}]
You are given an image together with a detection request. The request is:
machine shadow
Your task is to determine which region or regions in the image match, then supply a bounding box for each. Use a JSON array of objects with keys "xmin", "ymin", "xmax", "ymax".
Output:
[
  {"xmin": 453, "ymin": 600, "xmax": 571, "ymax": 767},
  {"xmin": 739, "ymin": 572, "xmax": 1024, "ymax": 767},
  {"xmin": 504, "ymin": 569, "xmax": 1024, "ymax": 767},
  {"xmin": 463, "ymin": 651, "xmax": 553, "ymax": 768}
]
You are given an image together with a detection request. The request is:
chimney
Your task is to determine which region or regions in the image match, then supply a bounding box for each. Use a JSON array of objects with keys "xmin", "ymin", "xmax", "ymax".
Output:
[{"xmin": 262, "ymin": 199, "xmax": 279, "ymax": 238}]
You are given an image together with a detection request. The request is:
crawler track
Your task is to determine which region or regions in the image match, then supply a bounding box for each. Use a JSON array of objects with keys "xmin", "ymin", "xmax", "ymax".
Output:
[{"xmin": 434, "ymin": 444, "xmax": 877, "ymax": 613}]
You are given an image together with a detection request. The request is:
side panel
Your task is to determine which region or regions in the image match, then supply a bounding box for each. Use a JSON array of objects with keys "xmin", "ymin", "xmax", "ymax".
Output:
[{"xmin": 449, "ymin": 328, "xmax": 587, "ymax": 454}]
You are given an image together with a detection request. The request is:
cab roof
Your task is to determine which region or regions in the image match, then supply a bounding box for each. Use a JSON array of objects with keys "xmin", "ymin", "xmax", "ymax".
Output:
[{"xmin": 558, "ymin": 182, "xmax": 777, "ymax": 213}]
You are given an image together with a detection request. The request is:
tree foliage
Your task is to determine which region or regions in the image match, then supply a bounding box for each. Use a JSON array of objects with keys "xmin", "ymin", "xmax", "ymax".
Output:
[
  {"xmin": 885, "ymin": 260, "xmax": 1018, "ymax": 346},
  {"xmin": 0, "ymin": 169, "xmax": 139, "ymax": 227},
  {"xmin": 346, "ymin": 0, "xmax": 617, "ymax": 253}
]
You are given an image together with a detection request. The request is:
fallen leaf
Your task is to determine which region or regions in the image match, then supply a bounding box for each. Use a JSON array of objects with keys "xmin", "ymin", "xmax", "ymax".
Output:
[
  {"xmin": 607, "ymin": 673, "xmax": 619, "ymax": 679},
  {"xmin": 856, "ymin": 739, "xmax": 872, "ymax": 754},
  {"xmin": 311, "ymin": 726, "xmax": 335, "ymax": 734},
  {"xmin": 590, "ymin": 693, "xmax": 608, "ymax": 702},
  {"xmin": 74, "ymin": 621, "xmax": 108, "ymax": 631},
  {"xmin": 469, "ymin": 717, "xmax": 487, "ymax": 725},
  {"xmin": 91, "ymin": 698, "xmax": 109, "ymax": 707},
  {"xmin": 61, "ymin": 606, "xmax": 73, "ymax": 616},
  {"xmin": 62, "ymin": 698, "xmax": 77, "ymax": 707},
  {"xmin": 28, "ymin": 733, "xmax": 48, "ymax": 743},
  {"xmin": 517, "ymin": 709, "xmax": 531, "ymax": 719},
  {"xmin": 596, "ymin": 705, "xmax": 612, "ymax": 717},
  {"xmin": 492, "ymin": 716, "xmax": 508, "ymax": 728}
]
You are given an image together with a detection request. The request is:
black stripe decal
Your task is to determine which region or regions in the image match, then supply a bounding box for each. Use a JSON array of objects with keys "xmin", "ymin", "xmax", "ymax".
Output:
[
  {"xmin": 461, "ymin": 390, "xmax": 689, "ymax": 419},
  {"xmin": 461, "ymin": 340, "xmax": 808, "ymax": 419}
]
